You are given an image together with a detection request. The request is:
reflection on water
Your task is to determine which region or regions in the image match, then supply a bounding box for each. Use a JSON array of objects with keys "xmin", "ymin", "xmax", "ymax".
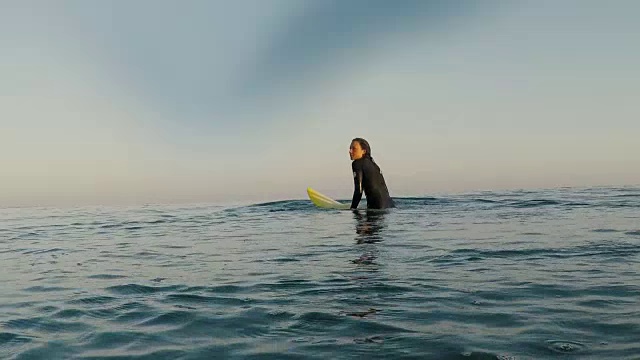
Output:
[
  {"xmin": 352, "ymin": 209, "xmax": 388, "ymax": 268},
  {"xmin": 353, "ymin": 209, "xmax": 387, "ymax": 244},
  {"xmin": 347, "ymin": 210, "xmax": 390, "ymax": 320}
]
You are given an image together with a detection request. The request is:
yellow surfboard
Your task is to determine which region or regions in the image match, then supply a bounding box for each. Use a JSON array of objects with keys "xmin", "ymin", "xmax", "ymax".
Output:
[{"xmin": 307, "ymin": 187, "xmax": 350, "ymax": 210}]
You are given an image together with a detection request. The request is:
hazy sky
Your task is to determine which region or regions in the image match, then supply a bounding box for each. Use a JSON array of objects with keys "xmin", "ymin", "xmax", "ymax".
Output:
[{"xmin": 2, "ymin": 0, "xmax": 639, "ymax": 207}]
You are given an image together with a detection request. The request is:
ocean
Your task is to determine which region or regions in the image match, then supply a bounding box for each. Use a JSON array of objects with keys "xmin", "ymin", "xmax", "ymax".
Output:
[{"xmin": 1, "ymin": 186, "xmax": 639, "ymax": 359}]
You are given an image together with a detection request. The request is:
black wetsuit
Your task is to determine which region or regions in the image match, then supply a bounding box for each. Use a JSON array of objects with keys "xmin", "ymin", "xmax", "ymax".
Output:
[{"xmin": 350, "ymin": 157, "xmax": 395, "ymax": 209}]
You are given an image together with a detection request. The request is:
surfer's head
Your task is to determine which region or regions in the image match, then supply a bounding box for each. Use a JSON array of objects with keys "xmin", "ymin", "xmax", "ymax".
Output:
[{"xmin": 350, "ymin": 138, "xmax": 372, "ymax": 161}]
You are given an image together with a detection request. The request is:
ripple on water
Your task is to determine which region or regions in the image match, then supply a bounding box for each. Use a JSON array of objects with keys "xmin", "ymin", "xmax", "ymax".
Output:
[
  {"xmin": 461, "ymin": 351, "xmax": 516, "ymax": 359},
  {"xmin": 164, "ymin": 293, "xmax": 252, "ymax": 307},
  {"xmin": 67, "ymin": 295, "xmax": 118, "ymax": 306},
  {"xmin": 137, "ymin": 310, "xmax": 197, "ymax": 329},
  {"xmin": 51, "ymin": 309, "xmax": 86, "ymax": 319},
  {"xmin": 52, "ymin": 307, "xmax": 117, "ymax": 321},
  {"xmin": 205, "ymin": 284, "xmax": 247, "ymax": 294},
  {"xmin": 4, "ymin": 316, "xmax": 91, "ymax": 333},
  {"xmin": 86, "ymin": 274, "xmax": 128, "ymax": 280},
  {"xmin": 0, "ymin": 331, "xmax": 34, "ymax": 345},
  {"xmin": 111, "ymin": 301, "xmax": 152, "ymax": 312},
  {"xmin": 165, "ymin": 317, "xmax": 238, "ymax": 340},
  {"xmin": 22, "ymin": 248, "xmax": 66, "ymax": 255},
  {"xmin": 289, "ymin": 311, "xmax": 347, "ymax": 333},
  {"xmin": 6, "ymin": 340, "xmax": 78, "ymax": 360},
  {"xmin": 546, "ymin": 340, "xmax": 586, "ymax": 354},
  {"xmin": 111, "ymin": 310, "xmax": 157, "ymax": 325},
  {"xmin": 23, "ymin": 286, "xmax": 72, "ymax": 293},
  {"xmin": 79, "ymin": 330, "xmax": 176, "ymax": 351},
  {"xmin": 591, "ymin": 228, "xmax": 620, "ymax": 233},
  {"xmin": 106, "ymin": 284, "xmax": 184, "ymax": 295}
]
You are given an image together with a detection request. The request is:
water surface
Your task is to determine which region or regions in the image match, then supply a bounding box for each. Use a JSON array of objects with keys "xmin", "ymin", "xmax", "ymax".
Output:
[{"xmin": 1, "ymin": 186, "xmax": 639, "ymax": 359}]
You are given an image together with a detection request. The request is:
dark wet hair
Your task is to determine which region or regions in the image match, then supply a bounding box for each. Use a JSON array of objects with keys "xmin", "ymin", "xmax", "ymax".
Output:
[
  {"xmin": 352, "ymin": 137, "xmax": 373, "ymax": 160},
  {"xmin": 352, "ymin": 137, "xmax": 381, "ymax": 172}
]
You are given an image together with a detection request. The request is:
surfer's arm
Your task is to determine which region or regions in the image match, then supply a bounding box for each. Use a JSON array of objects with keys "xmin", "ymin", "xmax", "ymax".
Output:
[{"xmin": 350, "ymin": 163, "xmax": 363, "ymax": 209}]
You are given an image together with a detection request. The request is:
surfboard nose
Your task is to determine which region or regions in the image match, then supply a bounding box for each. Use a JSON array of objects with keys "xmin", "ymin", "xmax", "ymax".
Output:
[{"xmin": 306, "ymin": 187, "xmax": 350, "ymax": 210}]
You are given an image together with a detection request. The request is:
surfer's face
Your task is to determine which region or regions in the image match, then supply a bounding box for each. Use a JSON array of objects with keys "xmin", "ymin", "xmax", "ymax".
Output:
[{"xmin": 349, "ymin": 141, "xmax": 366, "ymax": 160}]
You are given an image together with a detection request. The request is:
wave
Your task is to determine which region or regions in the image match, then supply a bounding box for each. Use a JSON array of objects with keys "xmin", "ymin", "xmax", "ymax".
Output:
[
  {"xmin": 106, "ymin": 284, "xmax": 186, "ymax": 296},
  {"xmin": 236, "ymin": 187, "xmax": 640, "ymax": 213}
]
